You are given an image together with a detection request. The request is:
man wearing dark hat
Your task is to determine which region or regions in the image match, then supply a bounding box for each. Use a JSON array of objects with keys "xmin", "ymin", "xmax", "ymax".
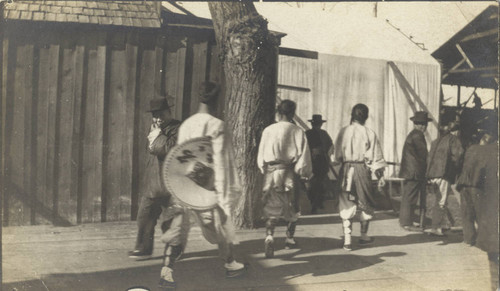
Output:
[
  {"xmin": 305, "ymin": 114, "xmax": 334, "ymax": 214},
  {"xmin": 128, "ymin": 96, "xmax": 181, "ymax": 259},
  {"xmin": 398, "ymin": 111, "xmax": 432, "ymax": 231},
  {"xmin": 333, "ymin": 103, "xmax": 387, "ymax": 251},
  {"xmin": 257, "ymin": 99, "xmax": 312, "ymax": 258},
  {"xmin": 158, "ymin": 82, "xmax": 246, "ymax": 289},
  {"xmin": 426, "ymin": 119, "xmax": 464, "ymax": 236}
]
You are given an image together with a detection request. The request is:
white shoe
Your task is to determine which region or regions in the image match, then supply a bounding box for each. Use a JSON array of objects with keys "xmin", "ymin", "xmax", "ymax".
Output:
[
  {"xmin": 159, "ymin": 267, "xmax": 176, "ymax": 288},
  {"xmin": 224, "ymin": 260, "xmax": 246, "ymax": 278},
  {"xmin": 285, "ymin": 237, "xmax": 297, "ymax": 249}
]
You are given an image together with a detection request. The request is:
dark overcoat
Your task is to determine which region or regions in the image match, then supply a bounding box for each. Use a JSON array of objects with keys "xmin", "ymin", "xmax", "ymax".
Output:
[
  {"xmin": 426, "ymin": 133, "xmax": 464, "ymax": 183},
  {"xmin": 399, "ymin": 129, "xmax": 428, "ymax": 180}
]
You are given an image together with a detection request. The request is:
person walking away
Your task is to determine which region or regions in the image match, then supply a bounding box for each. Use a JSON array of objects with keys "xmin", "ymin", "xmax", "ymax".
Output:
[
  {"xmin": 456, "ymin": 132, "xmax": 496, "ymax": 246},
  {"xmin": 305, "ymin": 114, "xmax": 334, "ymax": 214},
  {"xmin": 425, "ymin": 120, "xmax": 464, "ymax": 236},
  {"xmin": 158, "ymin": 82, "xmax": 246, "ymax": 289},
  {"xmin": 398, "ymin": 111, "xmax": 431, "ymax": 231},
  {"xmin": 333, "ymin": 104, "xmax": 387, "ymax": 251},
  {"xmin": 257, "ymin": 100, "xmax": 312, "ymax": 258},
  {"xmin": 128, "ymin": 96, "xmax": 181, "ymax": 259}
]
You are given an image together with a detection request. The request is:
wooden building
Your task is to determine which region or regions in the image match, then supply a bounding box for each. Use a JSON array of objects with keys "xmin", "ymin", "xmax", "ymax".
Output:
[{"xmin": 1, "ymin": 1, "xmax": 223, "ymax": 226}]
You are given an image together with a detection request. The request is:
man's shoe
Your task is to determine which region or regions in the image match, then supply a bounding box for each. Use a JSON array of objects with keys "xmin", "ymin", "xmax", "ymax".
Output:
[
  {"xmin": 359, "ymin": 237, "xmax": 375, "ymax": 245},
  {"xmin": 402, "ymin": 225, "xmax": 424, "ymax": 232},
  {"xmin": 343, "ymin": 244, "xmax": 352, "ymax": 251},
  {"xmin": 426, "ymin": 228, "xmax": 445, "ymax": 236},
  {"xmin": 224, "ymin": 261, "xmax": 246, "ymax": 278},
  {"xmin": 128, "ymin": 250, "xmax": 152, "ymax": 259},
  {"xmin": 264, "ymin": 235, "xmax": 274, "ymax": 258},
  {"xmin": 158, "ymin": 267, "xmax": 176, "ymax": 289},
  {"xmin": 285, "ymin": 237, "xmax": 298, "ymax": 249}
]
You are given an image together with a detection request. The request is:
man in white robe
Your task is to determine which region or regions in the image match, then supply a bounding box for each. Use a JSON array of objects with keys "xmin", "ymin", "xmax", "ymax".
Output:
[
  {"xmin": 158, "ymin": 82, "xmax": 245, "ymax": 289},
  {"xmin": 257, "ymin": 99, "xmax": 312, "ymax": 258},
  {"xmin": 334, "ymin": 103, "xmax": 386, "ymax": 251}
]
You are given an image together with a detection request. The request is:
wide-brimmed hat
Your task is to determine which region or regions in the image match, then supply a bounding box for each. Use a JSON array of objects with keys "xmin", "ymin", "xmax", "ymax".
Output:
[
  {"xmin": 308, "ymin": 114, "xmax": 326, "ymax": 123},
  {"xmin": 410, "ymin": 111, "xmax": 432, "ymax": 123},
  {"xmin": 146, "ymin": 96, "xmax": 174, "ymax": 112}
]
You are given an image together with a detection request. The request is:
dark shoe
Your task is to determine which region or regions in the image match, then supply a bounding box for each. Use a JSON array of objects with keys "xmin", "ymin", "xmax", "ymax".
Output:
[
  {"xmin": 264, "ymin": 236, "xmax": 274, "ymax": 258},
  {"xmin": 359, "ymin": 237, "xmax": 375, "ymax": 245},
  {"xmin": 128, "ymin": 250, "xmax": 152, "ymax": 259},
  {"xmin": 343, "ymin": 244, "xmax": 352, "ymax": 251},
  {"xmin": 284, "ymin": 237, "xmax": 298, "ymax": 249},
  {"xmin": 158, "ymin": 278, "xmax": 176, "ymax": 290},
  {"xmin": 225, "ymin": 261, "xmax": 246, "ymax": 278},
  {"xmin": 402, "ymin": 225, "xmax": 424, "ymax": 232}
]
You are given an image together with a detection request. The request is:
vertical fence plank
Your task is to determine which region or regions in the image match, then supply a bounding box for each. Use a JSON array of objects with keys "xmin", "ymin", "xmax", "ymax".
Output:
[
  {"xmin": 57, "ymin": 34, "xmax": 77, "ymax": 225},
  {"xmin": 8, "ymin": 40, "xmax": 28, "ymax": 225},
  {"xmin": 81, "ymin": 31, "xmax": 104, "ymax": 223},
  {"xmin": 71, "ymin": 37, "xmax": 85, "ymax": 224},
  {"xmin": 164, "ymin": 35, "xmax": 187, "ymax": 121},
  {"xmin": 189, "ymin": 41, "xmax": 208, "ymax": 115},
  {"xmin": 104, "ymin": 32, "xmax": 127, "ymax": 222},
  {"xmin": 121, "ymin": 32, "xmax": 138, "ymax": 221},
  {"xmin": 22, "ymin": 41, "xmax": 34, "ymax": 225},
  {"xmin": 1, "ymin": 33, "xmax": 9, "ymax": 225}
]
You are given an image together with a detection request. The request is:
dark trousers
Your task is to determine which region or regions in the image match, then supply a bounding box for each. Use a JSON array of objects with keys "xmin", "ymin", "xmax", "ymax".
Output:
[
  {"xmin": 134, "ymin": 196, "xmax": 171, "ymax": 254},
  {"xmin": 307, "ymin": 174, "xmax": 327, "ymax": 212},
  {"xmin": 488, "ymin": 252, "xmax": 499, "ymax": 291},
  {"xmin": 460, "ymin": 187, "xmax": 480, "ymax": 245},
  {"xmin": 399, "ymin": 180, "xmax": 426, "ymax": 227}
]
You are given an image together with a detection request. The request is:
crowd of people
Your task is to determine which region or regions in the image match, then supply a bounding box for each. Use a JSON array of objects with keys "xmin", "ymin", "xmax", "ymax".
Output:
[{"xmin": 126, "ymin": 81, "xmax": 498, "ymax": 291}]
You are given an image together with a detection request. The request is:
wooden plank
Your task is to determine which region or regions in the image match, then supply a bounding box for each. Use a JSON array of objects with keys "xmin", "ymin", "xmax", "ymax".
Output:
[
  {"xmin": 164, "ymin": 35, "xmax": 187, "ymax": 121},
  {"xmin": 189, "ymin": 41, "xmax": 208, "ymax": 115},
  {"xmin": 1, "ymin": 33, "xmax": 9, "ymax": 225},
  {"xmin": 8, "ymin": 41, "xmax": 29, "ymax": 225},
  {"xmin": 56, "ymin": 35, "xmax": 77, "ymax": 225},
  {"xmin": 71, "ymin": 38, "xmax": 85, "ymax": 224},
  {"xmin": 121, "ymin": 33, "xmax": 138, "ymax": 221},
  {"xmin": 104, "ymin": 31, "xmax": 127, "ymax": 222},
  {"xmin": 81, "ymin": 32, "xmax": 105, "ymax": 223},
  {"xmin": 34, "ymin": 31, "xmax": 54, "ymax": 225}
]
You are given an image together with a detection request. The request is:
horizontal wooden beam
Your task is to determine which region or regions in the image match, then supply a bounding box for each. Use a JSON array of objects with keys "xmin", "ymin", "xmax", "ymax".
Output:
[
  {"xmin": 460, "ymin": 28, "xmax": 498, "ymax": 42},
  {"xmin": 279, "ymin": 47, "xmax": 318, "ymax": 59},
  {"xmin": 448, "ymin": 66, "xmax": 497, "ymax": 74},
  {"xmin": 277, "ymin": 84, "xmax": 311, "ymax": 92}
]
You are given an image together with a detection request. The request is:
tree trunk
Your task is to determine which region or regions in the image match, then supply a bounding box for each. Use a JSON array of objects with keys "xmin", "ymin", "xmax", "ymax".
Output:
[{"xmin": 208, "ymin": 2, "xmax": 280, "ymax": 228}]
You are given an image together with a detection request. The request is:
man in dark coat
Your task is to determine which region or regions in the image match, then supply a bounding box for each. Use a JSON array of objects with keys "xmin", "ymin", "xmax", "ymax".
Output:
[
  {"xmin": 128, "ymin": 96, "xmax": 181, "ymax": 259},
  {"xmin": 457, "ymin": 132, "xmax": 498, "ymax": 291},
  {"xmin": 305, "ymin": 114, "xmax": 334, "ymax": 214},
  {"xmin": 398, "ymin": 111, "xmax": 431, "ymax": 231},
  {"xmin": 426, "ymin": 120, "xmax": 464, "ymax": 236}
]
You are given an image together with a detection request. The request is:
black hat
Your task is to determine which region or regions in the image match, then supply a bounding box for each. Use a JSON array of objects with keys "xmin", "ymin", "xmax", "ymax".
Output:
[
  {"xmin": 308, "ymin": 114, "xmax": 326, "ymax": 123},
  {"xmin": 410, "ymin": 111, "xmax": 432, "ymax": 123},
  {"xmin": 146, "ymin": 97, "xmax": 173, "ymax": 112}
]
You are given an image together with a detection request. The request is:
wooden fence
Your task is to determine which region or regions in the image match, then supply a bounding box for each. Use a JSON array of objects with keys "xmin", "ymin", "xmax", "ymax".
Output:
[{"xmin": 1, "ymin": 22, "xmax": 223, "ymax": 226}]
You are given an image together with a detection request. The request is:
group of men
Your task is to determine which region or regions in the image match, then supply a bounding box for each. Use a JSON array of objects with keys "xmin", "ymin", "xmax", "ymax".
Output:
[{"xmin": 126, "ymin": 81, "xmax": 498, "ymax": 291}]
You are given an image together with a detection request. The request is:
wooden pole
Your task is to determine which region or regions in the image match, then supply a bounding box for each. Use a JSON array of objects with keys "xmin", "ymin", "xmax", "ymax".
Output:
[
  {"xmin": 495, "ymin": 88, "xmax": 498, "ymax": 109},
  {"xmin": 457, "ymin": 86, "xmax": 461, "ymax": 108}
]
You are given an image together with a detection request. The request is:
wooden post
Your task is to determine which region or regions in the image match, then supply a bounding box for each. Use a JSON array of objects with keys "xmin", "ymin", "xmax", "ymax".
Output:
[
  {"xmin": 457, "ymin": 86, "xmax": 461, "ymax": 108},
  {"xmin": 495, "ymin": 88, "xmax": 498, "ymax": 109}
]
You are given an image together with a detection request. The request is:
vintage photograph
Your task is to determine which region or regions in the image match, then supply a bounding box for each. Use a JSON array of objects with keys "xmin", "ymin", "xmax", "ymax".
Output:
[{"xmin": 0, "ymin": 1, "xmax": 498, "ymax": 290}]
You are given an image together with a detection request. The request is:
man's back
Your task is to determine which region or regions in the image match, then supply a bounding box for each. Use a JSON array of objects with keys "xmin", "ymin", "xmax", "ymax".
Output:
[
  {"xmin": 426, "ymin": 133, "xmax": 464, "ymax": 182},
  {"xmin": 177, "ymin": 113, "xmax": 223, "ymax": 144}
]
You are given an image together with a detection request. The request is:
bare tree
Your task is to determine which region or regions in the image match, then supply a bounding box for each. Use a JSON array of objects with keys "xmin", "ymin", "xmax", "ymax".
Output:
[{"xmin": 208, "ymin": 2, "xmax": 280, "ymax": 228}]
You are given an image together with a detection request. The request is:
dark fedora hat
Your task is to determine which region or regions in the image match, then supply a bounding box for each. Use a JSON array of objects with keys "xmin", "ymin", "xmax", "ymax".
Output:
[
  {"xmin": 410, "ymin": 111, "xmax": 432, "ymax": 123},
  {"xmin": 308, "ymin": 114, "xmax": 326, "ymax": 123},
  {"xmin": 146, "ymin": 96, "xmax": 174, "ymax": 112}
]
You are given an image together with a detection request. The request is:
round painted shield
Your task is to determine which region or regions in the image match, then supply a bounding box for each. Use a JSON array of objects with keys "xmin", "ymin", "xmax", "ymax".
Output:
[{"xmin": 162, "ymin": 136, "xmax": 218, "ymax": 210}]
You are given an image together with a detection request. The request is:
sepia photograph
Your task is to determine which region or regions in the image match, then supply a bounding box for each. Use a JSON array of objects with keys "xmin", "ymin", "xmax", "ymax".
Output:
[{"xmin": 0, "ymin": 1, "xmax": 498, "ymax": 290}]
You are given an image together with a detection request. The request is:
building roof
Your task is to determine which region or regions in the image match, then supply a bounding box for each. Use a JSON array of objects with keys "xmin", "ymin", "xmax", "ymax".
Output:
[
  {"xmin": 432, "ymin": 5, "xmax": 498, "ymax": 89},
  {"xmin": 2, "ymin": 0, "xmax": 161, "ymax": 28}
]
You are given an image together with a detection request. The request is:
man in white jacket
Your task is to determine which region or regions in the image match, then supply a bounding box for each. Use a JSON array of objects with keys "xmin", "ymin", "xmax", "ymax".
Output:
[
  {"xmin": 257, "ymin": 99, "xmax": 312, "ymax": 258},
  {"xmin": 158, "ymin": 82, "xmax": 245, "ymax": 289},
  {"xmin": 334, "ymin": 103, "xmax": 386, "ymax": 251}
]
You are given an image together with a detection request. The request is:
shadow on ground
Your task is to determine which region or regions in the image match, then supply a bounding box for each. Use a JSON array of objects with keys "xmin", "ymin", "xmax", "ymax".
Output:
[{"xmin": 3, "ymin": 229, "xmax": 463, "ymax": 291}]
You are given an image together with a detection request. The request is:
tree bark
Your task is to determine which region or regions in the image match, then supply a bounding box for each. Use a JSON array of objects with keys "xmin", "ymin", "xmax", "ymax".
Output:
[{"xmin": 208, "ymin": 2, "xmax": 280, "ymax": 228}]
